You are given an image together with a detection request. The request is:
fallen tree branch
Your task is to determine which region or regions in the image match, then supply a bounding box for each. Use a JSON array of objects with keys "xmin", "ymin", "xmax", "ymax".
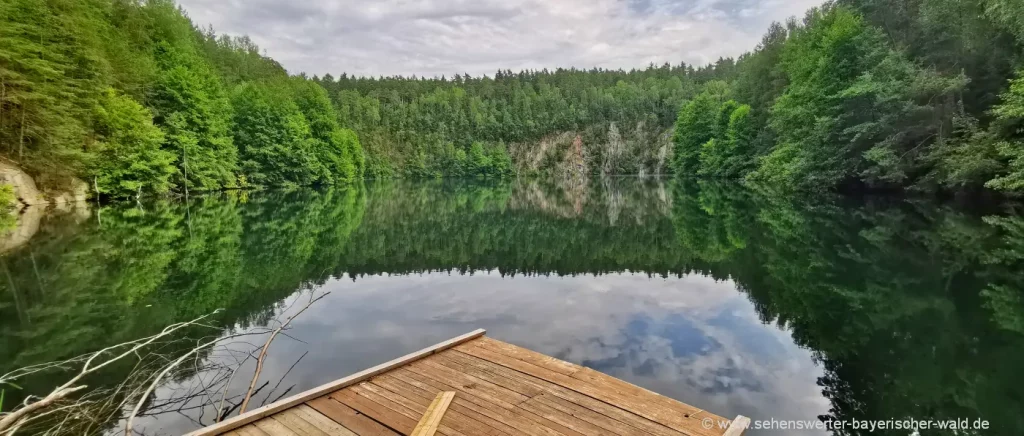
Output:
[
  {"xmin": 238, "ymin": 292, "xmax": 328, "ymax": 413},
  {"xmin": 0, "ymin": 311, "xmax": 222, "ymax": 434}
]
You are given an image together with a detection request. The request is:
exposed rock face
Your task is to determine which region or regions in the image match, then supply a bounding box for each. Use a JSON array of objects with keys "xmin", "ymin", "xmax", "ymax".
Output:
[
  {"xmin": 508, "ymin": 124, "xmax": 674, "ymax": 177},
  {"xmin": 0, "ymin": 161, "xmax": 90, "ymax": 206},
  {"xmin": 49, "ymin": 177, "xmax": 90, "ymax": 206},
  {"xmin": 0, "ymin": 161, "xmax": 92, "ymax": 254},
  {"xmin": 0, "ymin": 161, "xmax": 44, "ymax": 206}
]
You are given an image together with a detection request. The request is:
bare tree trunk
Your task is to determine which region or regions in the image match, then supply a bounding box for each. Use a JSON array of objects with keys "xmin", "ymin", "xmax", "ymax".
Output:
[
  {"xmin": 2, "ymin": 259, "xmax": 27, "ymax": 325},
  {"xmin": 182, "ymin": 145, "xmax": 189, "ymax": 198},
  {"xmin": 30, "ymin": 250, "xmax": 44, "ymax": 298},
  {"xmin": 19, "ymin": 104, "xmax": 27, "ymax": 161},
  {"xmin": 1, "ymin": 78, "xmax": 6, "ymax": 153}
]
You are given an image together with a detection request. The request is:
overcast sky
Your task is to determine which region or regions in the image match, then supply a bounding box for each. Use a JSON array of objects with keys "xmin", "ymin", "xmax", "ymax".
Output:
[{"xmin": 176, "ymin": 0, "xmax": 823, "ymax": 78}]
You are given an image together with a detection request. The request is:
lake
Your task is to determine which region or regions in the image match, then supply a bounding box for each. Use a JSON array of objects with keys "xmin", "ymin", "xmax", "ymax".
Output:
[{"xmin": 1, "ymin": 178, "xmax": 1022, "ymax": 435}]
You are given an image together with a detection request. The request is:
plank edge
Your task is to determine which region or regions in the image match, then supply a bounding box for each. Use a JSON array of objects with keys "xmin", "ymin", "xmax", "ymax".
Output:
[
  {"xmin": 184, "ymin": 329, "xmax": 486, "ymax": 436},
  {"xmin": 723, "ymin": 415, "xmax": 750, "ymax": 436},
  {"xmin": 410, "ymin": 391, "xmax": 455, "ymax": 436}
]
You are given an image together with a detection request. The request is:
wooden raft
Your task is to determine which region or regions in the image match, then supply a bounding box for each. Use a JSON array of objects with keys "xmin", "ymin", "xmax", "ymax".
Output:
[{"xmin": 187, "ymin": 329, "xmax": 747, "ymax": 436}]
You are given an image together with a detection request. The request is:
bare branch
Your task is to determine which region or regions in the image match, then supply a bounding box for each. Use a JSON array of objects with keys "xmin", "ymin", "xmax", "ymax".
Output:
[{"xmin": 238, "ymin": 292, "xmax": 328, "ymax": 413}]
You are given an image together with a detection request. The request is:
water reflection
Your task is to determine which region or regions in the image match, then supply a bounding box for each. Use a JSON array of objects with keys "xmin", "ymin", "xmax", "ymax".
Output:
[{"xmin": 2, "ymin": 178, "xmax": 1023, "ymax": 435}]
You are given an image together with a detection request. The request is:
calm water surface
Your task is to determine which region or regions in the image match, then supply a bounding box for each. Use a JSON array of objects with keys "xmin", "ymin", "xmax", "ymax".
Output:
[{"xmin": 1, "ymin": 179, "xmax": 1022, "ymax": 435}]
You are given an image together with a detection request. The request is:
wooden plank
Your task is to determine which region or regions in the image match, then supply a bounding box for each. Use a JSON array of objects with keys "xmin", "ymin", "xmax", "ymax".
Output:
[
  {"xmin": 393, "ymin": 367, "xmax": 585, "ymax": 436},
  {"xmin": 252, "ymin": 418, "xmax": 300, "ymax": 436},
  {"xmin": 412, "ymin": 358, "xmax": 529, "ymax": 406},
  {"xmin": 338, "ymin": 385, "xmax": 467, "ymax": 436},
  {"xmin": 723, "ymin": 416, "xmax": 749, "ymax": 436},
  {"xmin": 410, "ymin": 391, "xmax": 455, "ymax": 436},
  {"xmin": 388, "ymin": 368, "xmax": 576, "ymax": 436},
  {"xmin": 185, "ymin": 329, "xmax": 486, "ymax": 436},
  {"xmin": 306, "ymin": 396, "xmax": 399, "ymax": 436},
  {"xmin": 474, "ymin": 337, "xmax": 581, "ymax": 375},
  {"xmin": 291, "ymin": 404, "xmax": 358, "ymax": 436},
  {"xmin": 331, "ymin": 388, "xmax": 420, "ymax": 435},
  {"xmin": 370, "ymin": 377, "xmax": 490, "ymax": 429},
  {"xmin": 234, "ymin": 425, "xmax": 271, "ymax": 436},
  {"xmin": 272, "ymin": 409, "xmax": 329, "ymax": 436},
  {"xmin": 517, "ymin": 396, "xmax": 619, "ymax": 436},
  {"xmin": 448, "ymin": 349, "xmax": 695, "ymax": 436},
  {"xmin": 349, "ymin": 383, "xmax": 428, "ymax": 418},
  {"xmin": 396, "ymin": 359, "xmax": 601, "ymax": 436},
  {"xmin": 373, "ymin": 374, "xmax": 536, "ymax": 436},
  {"xmin": 431, "ymin": 353, "xmax": 545, "ymax": 397},
  {"xmin": 455, "ymin": 341, "xmax": 721, "ymax": 436},
  {"xmin": 444, "ymin": 351, "xmax": 667, "ymax": 436},
  {"xmin": 350, "ymin": 383, "xmax": 487, "ymax": 436},
  {"xmin": 401, "ymin": 363, "xmax": 521, "ymax": 411},
  {"xmin": 533, "ymin": 393, "xmax": 656, "ymax": 436},
  {"xmin": 365, "ymin": 378, "xmax": 509, "ymax": 436}
]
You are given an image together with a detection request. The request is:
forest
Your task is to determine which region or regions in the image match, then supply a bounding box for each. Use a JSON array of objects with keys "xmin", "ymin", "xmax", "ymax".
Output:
[
  {"xmin": 0, "ymin": 0, "xmax": 364, "ymax": 197},
  {"xmin": 2, "ymin": 0, "xmax": 1024, "ymax": 196},
  {"xmin": 674, "ymin": 0, "xmax": 1024, "ymax": 194}
]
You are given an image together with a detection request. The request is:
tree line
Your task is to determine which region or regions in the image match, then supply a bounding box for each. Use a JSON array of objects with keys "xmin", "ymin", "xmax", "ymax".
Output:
[
  {"xmin": 672, "ymin": 0, "xmax": 1024, "ymax": 195},
  {"xmin": 4, "ymin": 0, "xmax": 1024, "ymax": 196},
  {"xmin": 0, "ymin": 0, "xmax": 364, "ymax": 198},
  {"xmin": 0, "ymin": 0, "xmax": 741, "ymax": 189},
  {"xmin": 313, "ymin": 65, "xmax": 733, "ymax": 177}
]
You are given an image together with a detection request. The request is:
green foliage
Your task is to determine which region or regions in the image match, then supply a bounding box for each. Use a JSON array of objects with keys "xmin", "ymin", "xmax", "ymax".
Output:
[
  {"xmin": 231, "ymin": 81, "xmax": 321, "ymax": 187},
  {"xmin": 983, "ymin": 71, "xmax": 1024, "ymax": 192},
  {"xmin": 150, "ymin": 51, "xmax": 237, "ymax": 190},
  {"xmin": 290, "ymin": 79, "xmax": 364, "ymax": 183},
  {"xmin": 743, "ymin": 6, "xmax": 965, "ymax": 191},
  {"xmin": 672, "ymin": 81, "xmax": 730, "ymax": 176},
  {"xmin": 697, "ymin": 104, "xmax": 756, "ymax": 178},
  {"xmin": 91, "ymin": 88, "xmax": 176, "ymax": 197},
  {"xmin": 986, "ymin": 0, "xmax": 1024, "ymax": 43},
  {"xmin": 0, "ymin": 0, "xmax": 110, "ymax": 176},
  {"xmin": 0, "ymin": 184, "xmax": 14, "ymax": 233},
  {"xmin": 0, "ymin": 0, "xmax": 364, "ymax": 192},
  {"xmin": 323, "ymin": 66, "xmax": 712, "ymax": 177},
  {"xmin": 668, "ymin": 0, "xmax": 1024, "ymax": 195},
  {"xmin": 5, "ymin": 0, "xmax": 1024, "ymax": 193}
]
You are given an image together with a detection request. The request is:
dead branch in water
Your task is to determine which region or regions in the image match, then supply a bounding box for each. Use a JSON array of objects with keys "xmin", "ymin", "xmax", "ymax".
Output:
[
  {"xmin": 238, "ymin": 291, "xmax": 328, "ymax": 414},
  {"xmin": 0, "ymin": 311, "xmax": 223, "ymax": 435},
  {"xmin": 0, "ymin": 290, "xmax": 329, "ymax": 435}
]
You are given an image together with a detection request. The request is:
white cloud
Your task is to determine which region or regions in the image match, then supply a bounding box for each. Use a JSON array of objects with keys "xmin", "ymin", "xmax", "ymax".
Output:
[{"xmin": 176, "ymin": 0, "xmax": 824, "ymax": 77}]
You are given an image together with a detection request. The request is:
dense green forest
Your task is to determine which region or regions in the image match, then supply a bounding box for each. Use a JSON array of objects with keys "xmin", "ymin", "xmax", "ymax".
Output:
[
  {"xmin": 3, "ymin": 0, "xmax": 1024, "ymax": 196},
  {"xmin": 315, "ymin": 67, "xmax": 715, "ymax": 177},
  {"xmin": 673, "ymin": 0, "xmax": 1024, "ymax": 194},
  {"xmin": 0, "ymin": 0, "xmax": 364, "ymax": 197}
]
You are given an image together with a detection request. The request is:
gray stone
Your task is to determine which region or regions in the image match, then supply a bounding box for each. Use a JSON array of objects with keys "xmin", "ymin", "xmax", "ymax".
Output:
[
  {"xmin": 49, "ymin": 177, "xmax": 90, "ymax": 204},
  {"xmin": 0, "ymin": 161, "xmax": 45, "ymax": 206}
]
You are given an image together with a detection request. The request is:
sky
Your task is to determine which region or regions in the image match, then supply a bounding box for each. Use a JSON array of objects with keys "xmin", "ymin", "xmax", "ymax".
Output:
[{"xmin": 175, "ymin": 0, "xmax": 824, "ymax": 78}]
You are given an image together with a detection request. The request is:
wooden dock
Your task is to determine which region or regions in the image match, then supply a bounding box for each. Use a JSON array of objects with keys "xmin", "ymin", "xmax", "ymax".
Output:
[{"xmin": 188, "ymin": 330, "xmax": 747, "ymax": 436}]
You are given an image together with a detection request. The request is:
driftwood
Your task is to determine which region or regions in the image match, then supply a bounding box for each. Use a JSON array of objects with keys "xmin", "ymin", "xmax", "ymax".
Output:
[
  {"xmin": 0, "ymin": 289, "xmax": 330, "ymax": 436},
  {"xmin": 0, "ymin": 311, "xmax": 222, "ymax": 434}
]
